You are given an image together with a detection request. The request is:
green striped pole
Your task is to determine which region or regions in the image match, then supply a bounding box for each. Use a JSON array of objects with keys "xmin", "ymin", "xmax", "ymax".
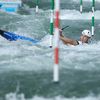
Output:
[
  {"xmin": 80, "ymin": 0, "xmax": 83, "ymax": 13},
  {"xmin": 49, "ymin": 0, "xmax": 54, "ymax": 48},
  {"xmin": 92, "ymin": 0, "xmax": 95, "ymax": 11},
  {"xmin": 92, "ymin": 0, "xmax": 95, "ymax": 36},
  {"xmin": 36, "ymin": 0, "xmax": 39, "ymax": 13}
]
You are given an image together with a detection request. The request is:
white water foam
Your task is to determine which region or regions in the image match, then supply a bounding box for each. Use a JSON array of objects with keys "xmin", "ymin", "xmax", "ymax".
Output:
[
  {"xmin": 1, "ymin": 34, "xmax": 100, "ymax": 72},
  {"xmin": 59, "ymin": 40, "xmax": 100, "ymax": 70},
  {"xmin": 73, "ymin": 0, "xmax": 100, "ymax": 2},
  {"xmin": 60, "ymin": 10, "xmax": 100, "ymax": 20},
  {"xmin": 4, "ymin": 93, "xmax": 100, "ymax": 100}
]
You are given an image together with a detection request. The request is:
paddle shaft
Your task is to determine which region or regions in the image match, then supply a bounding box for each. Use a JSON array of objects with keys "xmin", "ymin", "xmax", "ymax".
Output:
[{"xmin": 61, "ymin": 25, "xmax": 69, "ymax": 31}]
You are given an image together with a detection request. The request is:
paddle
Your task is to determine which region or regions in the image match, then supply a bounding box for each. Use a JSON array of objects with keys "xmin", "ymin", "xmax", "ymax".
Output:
[
  {"xmin": 0, "ymin": 29, "xmax": 39, "ymax": 43},
  {"xmin": 61, "ymin": 25, "xmax": 69, "ymax": 31},
  {"xmin": 59, "ymin": 25, "xmax": 69, "ymax": 37}
]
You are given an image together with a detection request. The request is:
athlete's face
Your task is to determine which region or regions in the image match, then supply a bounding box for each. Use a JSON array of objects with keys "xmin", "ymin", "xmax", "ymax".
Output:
[{"xmin": 80, "ymin": 35, "xmax": 90, "ymax": 43}]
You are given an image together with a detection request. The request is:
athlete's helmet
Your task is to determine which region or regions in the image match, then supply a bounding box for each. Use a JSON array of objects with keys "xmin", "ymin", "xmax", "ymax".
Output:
[{"xmin": 82, "ymin": 30, "xmax": 92, "ymax": 38}]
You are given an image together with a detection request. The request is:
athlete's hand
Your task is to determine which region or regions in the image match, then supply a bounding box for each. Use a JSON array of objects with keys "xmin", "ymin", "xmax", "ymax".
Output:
[
  {"xmin": 59, "ymin": 29, "xmax": 62, "ymax": 33},
  {"xmin": 59, "ymin": 29, "xmax": 64, "ymax": 37}
]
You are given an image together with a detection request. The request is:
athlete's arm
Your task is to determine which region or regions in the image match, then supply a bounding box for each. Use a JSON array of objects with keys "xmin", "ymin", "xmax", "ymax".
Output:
[{"xmin": 60, "ymin": 35, "xmax": 79, "ymax": 46}]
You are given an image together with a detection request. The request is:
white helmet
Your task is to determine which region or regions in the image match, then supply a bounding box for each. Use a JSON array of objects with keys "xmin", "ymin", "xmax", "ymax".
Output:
[{"xmin": 82, "ymin": 30, "xmax": 92, "ymax": 38}]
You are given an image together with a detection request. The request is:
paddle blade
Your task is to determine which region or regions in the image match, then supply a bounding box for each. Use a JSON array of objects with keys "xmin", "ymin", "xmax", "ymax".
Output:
[
  {"xmin": 0, "ymin": 29, "xmax": 18, "ymax": 41},
  {"xmin": 0, "ymin": 29, "xmax": 39, "ymax": 44}
]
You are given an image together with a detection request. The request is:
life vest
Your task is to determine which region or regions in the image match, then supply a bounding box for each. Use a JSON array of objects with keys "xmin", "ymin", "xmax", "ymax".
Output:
[
  {"xmin": 77, "ymin": 41, "xmax": 88, "ymax": 45},
  {"xmin": 77, "ymin": 41, "xmax": 82, "ymax": 45}
]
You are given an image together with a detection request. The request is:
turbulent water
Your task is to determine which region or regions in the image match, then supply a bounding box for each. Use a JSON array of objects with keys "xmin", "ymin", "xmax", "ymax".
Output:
[{"xmin": 0, "ymin": 0, "xmax": 100, "ymax": 100}]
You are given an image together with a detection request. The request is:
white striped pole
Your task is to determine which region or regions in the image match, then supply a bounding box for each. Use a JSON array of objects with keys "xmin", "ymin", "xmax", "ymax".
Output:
[
  {"xmin": 80, "ymin": 0, "xmax": 83, "ymax": 13},
  {"xmin": 49, "ymin": 0, "xmax": 54, "ymax": 48},
  {"xmin": 92, "ymin": 12, "xmax": 94, "ymax": 36},
  {"xmin": 92, "ymin": 0, "xmax": 95, "ymax": 36},
  {"xmin": 53, "ymin": 0, "xmax": 60, "ymax": 82},
  {"xmin": 36, "ymin": 0, "xmax": 39, "ymax": 13}
]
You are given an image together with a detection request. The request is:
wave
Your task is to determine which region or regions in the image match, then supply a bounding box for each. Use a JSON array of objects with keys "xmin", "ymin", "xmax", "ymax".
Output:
[
  {"xmin": 22, "ymin": 8, "xmax": 100, "ymax": 20},
  {"xmin": 60, "ymin": 10, "xmax": 100, "ymax": 20},
  {"xmin": 4, "ymin": 6, "xmax": 100, "ymax": 21},
  {"xmin": 0, "ymin": 34, "xmax": 100, "ymax": 72},
  {"xmin": 4, "ymin": 93, "xmax": 100, "ymax": 100},
  {"xmin": 73, "ymin": 0, "xmax": 100, "ymax": 2}
]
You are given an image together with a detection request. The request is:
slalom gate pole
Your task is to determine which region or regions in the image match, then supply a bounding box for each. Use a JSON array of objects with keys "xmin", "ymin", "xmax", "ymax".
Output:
[
  {"xmin": 49, "ymin": 0, "xmax": 54, "ymax": 48},
  {"xmin": 92, "ymin": 0, "xmax": 95, "ymax": 36},
  {"xmin": 36, "ymin": 0, "xmax": 39, "ymax": 13},
  {"xmin": 80, "ymin": 0, "xmax": 83, "ymax": 13},
  {"xmin": 53, "ymin": 0, "xmax": 60, "ymax": 83}
]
